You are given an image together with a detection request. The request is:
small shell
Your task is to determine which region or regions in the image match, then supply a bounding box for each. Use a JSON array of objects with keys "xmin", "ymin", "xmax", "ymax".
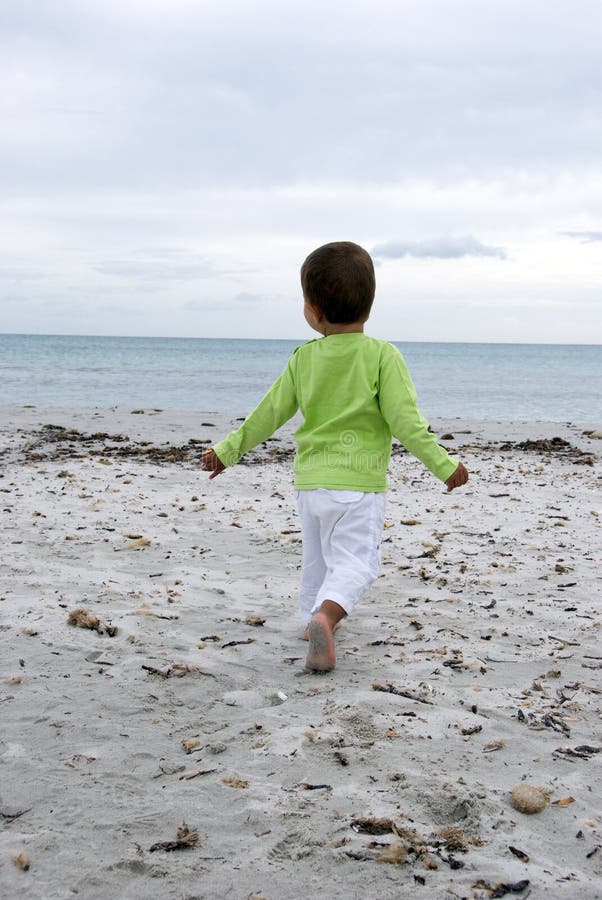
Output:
[
  {"xmin": 511, "ymin": 784, "xmax": 550, "ymax": 814},
  {"xmin": 222, "ymin": 776, "xmax": 249, "ymax": 789},
  {"xmin": 12, "ymin": 851, "xmax": 30, "ymax": 870}
]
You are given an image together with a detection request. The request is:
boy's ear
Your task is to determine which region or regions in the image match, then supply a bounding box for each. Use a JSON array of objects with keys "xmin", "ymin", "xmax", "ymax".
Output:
[{"xmin": 306, "ymin": 300, "xmax": 323, "ymax": 321}]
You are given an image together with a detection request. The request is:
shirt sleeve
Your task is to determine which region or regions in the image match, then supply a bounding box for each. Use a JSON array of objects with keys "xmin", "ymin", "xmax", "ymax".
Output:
[
  {"xmin": 378, "ymin": 344, "xmax": 458, "ymax": 482},
  {"xmin": 212, "ymin": 355, "xmax": 299, "ymax": 467}
]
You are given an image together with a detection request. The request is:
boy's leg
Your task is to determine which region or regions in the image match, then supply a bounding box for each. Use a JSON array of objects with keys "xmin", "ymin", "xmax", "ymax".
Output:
[
  {"xmin": 318, "ymin": 599, "xmax": 347, "ymax": 630},
  {"xmin": 305, "ymin": 491, "xmax": 386, "ymax": 671},
  {"xmin": 296, "ymin": 490, "xmax": 327, "ymax": 626},
  {"xmin": 315, "ymin": 491, "xmax": 386, "ymax": 616}
]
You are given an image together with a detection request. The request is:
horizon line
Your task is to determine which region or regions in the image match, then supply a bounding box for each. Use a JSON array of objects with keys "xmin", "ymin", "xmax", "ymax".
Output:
[{"xmin": 1, "ymin": 331, "xmax": 601, "ymax": 348}]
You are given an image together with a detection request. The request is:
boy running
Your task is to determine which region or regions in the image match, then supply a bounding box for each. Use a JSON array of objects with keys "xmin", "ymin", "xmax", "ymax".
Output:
[{"xmin": 201, "ymin": 241, "xmax": 469, "ymax": 671}]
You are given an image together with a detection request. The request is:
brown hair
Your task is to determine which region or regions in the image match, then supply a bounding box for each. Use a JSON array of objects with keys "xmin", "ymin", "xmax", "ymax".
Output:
[{"xmin": 300, "ymin": 241, "xmax": 375, "ymax": 323}]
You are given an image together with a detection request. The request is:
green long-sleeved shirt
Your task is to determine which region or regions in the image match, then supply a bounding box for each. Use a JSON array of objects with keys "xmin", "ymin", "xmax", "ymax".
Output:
[{"xmin": 213, "ymin": 334, "xmax": 458, "ymax": 492}]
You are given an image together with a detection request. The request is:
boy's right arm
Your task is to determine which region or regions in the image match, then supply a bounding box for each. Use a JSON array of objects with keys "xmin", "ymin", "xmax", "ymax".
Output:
[
  {"xmin": 379, "ymin": 345, "xmax": 466, "ymax": 486},
  {"xmin": 201, "ymin": 357, "xmax": 299, "ymax": 477},
  {"xmin": 445, "ymin": 461, "xmax": 469, "ymax": 492}
]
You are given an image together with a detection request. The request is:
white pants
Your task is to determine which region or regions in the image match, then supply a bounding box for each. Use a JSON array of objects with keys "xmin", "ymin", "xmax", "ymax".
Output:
[{"xmin": 296, "ymin": 489, "xmax": 387, "ymax": 622}]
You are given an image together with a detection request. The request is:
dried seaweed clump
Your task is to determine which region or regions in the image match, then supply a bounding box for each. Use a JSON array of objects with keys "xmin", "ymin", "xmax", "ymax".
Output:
[
  {"xmin": 351, "ymin": 816, "xmax": 397, "ymax": 835},
  {"xmin": 497, "ymin": 436, "xmax": 595, "ymax": 465},
  {"xmin": 436, "ymin": 826, "xmax": 468, "ymax": 852},
  {"xmin": 347, "ymin": 817, "xmax": 472, "ymax": 870},
  {"xmin": 377, "ymin": 843, "xmax": 408, "ymax": 864},
  {"xmin": 67, "ymin": 608, "xmax": 118, "ymax": 637}
]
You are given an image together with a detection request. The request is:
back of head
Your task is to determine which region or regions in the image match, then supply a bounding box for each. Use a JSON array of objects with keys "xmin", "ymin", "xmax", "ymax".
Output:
[{"xmin": 300, "ymin": 241, "xmax": 375, "ymax": 324}]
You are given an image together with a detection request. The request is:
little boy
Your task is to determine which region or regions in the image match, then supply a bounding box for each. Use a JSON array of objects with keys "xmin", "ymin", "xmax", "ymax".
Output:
[{"xmin": 201, "ymin": 241, "xmax": 468, "ymax": 672}]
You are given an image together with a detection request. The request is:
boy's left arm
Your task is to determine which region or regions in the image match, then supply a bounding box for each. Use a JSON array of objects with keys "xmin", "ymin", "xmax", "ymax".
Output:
[{"xmin": 200, "ymin": 448, "xmax": 226, "ymax": 479}]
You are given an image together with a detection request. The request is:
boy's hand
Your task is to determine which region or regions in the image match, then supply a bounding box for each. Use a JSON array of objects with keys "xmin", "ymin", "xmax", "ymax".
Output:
[
  {"xmin": 445, "ymin": 462, "xmax": 469, "ymax": 492},
  {"xmin": 200, "ymin": 448, "xmax": 226, "ymax": 479}
]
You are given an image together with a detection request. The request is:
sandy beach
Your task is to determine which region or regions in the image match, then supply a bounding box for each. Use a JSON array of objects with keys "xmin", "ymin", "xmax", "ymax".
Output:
[{"xmin": 1, "ymin": 405, "xmax": 601, "ymax": 900}]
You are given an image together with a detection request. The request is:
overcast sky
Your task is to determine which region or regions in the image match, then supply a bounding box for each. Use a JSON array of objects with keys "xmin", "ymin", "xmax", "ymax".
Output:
[{"xmin": 2, "ymin": 0, "xmax": 601, "ymax": 343}]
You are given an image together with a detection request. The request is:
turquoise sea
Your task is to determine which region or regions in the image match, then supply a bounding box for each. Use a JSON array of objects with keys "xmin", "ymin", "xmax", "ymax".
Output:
[{"xmin": 1, "ymin": 334, "xmax": 601, "ymax": 424}]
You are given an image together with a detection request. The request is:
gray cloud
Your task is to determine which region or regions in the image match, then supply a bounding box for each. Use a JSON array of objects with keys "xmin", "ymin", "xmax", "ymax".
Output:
[
  {"xmin": 561, "ymin": 230, "xmax": 602, "ymax": 242},
  {"xmin": 184, "ymin": 292, "xmax": 267, "ymax": 313},
  {"xmin": 1, "ymin": 1, "xmax": 601, "ymax": 194},
  {"xmin": 1, "ymin": 1, "xmax": 601, "ymax": 343},
  {"xmin": 0, "ymin": 265, "xmax": 45, "ymax": 281},
  {"xmin": 231, "ymin": 291, "xmax": 267, "ymax": 304},
  {"xmin": 372, "ymin": 236, "xmax": 507, "ymax": 261},
  {"xmin": 94, "ymin": 255, "xmax": 244, "ymax": 281},
  {"xmin": 95, "ymin": 260, "xmax": 214, "ymax": 281}
]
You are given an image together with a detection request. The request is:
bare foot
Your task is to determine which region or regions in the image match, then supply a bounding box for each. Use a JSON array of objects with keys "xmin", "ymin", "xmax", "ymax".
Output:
[{"xmin": 305, "ymin": 613, "xmax": 336, "ymax": 671}]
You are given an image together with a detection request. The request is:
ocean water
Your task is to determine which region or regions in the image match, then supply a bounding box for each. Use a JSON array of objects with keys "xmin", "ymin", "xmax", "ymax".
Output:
[{"xmin": 0, "ymin": 333, "xmax": 601, "ymax": 424}]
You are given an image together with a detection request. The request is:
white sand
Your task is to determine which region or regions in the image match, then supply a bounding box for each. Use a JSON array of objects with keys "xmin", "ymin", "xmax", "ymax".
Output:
[{"xmin": 1, "ymin": 406, "xmax": 601, "ymax": 899}]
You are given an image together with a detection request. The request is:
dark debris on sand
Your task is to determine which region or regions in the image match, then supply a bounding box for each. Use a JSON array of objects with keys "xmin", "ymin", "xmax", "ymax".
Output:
[
  {"xmin": 19, "ymin": 424, "xmax": 295, "ymax": 467},
  {"xmin": 462, "ymin": 435, "xmax": 596, "ymax": 465},
  {"xmin": 20, "ymin": 425, "xmax": 597, "ymax": 469}
]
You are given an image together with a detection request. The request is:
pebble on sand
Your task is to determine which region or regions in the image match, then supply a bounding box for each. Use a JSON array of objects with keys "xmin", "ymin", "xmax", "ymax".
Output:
[{"xmin": 511, "ymin": 784, "xmax": 550, "ymax": 814}]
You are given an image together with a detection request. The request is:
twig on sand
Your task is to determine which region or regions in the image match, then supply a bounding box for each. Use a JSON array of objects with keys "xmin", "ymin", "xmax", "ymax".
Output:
[
  {"xmin": 149, "ymin": 823, "xmax": 199, "ymax": 852},
  {"xmin": 372, "ymin": 682, "xmax": 434, "ymax": 705}
]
